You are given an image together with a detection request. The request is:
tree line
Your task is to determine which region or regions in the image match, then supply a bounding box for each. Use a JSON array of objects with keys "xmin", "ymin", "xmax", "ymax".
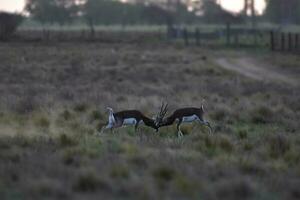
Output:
[
  {"xmin": 1, "ymin": 0, "xmax": 300, "ymax": 41},
  {"xmin": 264, "ymin": 0, "xmax": 300, "ymax": 25},
  {"xmin": 24, "ymin": 0, "xmax": 246, "ymax": 30}
]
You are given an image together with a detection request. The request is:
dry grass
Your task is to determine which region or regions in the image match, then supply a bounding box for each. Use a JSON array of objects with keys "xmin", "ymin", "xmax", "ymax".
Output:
[{"xmin": 0, "ymin": 37, "xmax": 299, "ymax": 200}]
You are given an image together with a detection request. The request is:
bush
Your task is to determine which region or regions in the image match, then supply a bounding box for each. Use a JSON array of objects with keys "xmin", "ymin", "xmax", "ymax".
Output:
[
  {"xmin": 73, "ymin": 169, "xmax": 109, "ymax": 192},
  {"xmin": 90, "ymin": 110, "xmax": 103, "ymax": 121},
  {"xmin": 0, "ymin": 12, "xmax": 23, "ymax": 41},
  {"xmin": 34, "ymin": 116, "xmax": 50, "ymax": 129},
  {"xmin": 267, "ymin": 133, "xmax": 291, "ymax": 158},
  {"xmin": 250, "ymin": 105, "xmax": 274, "ymax": 124},
  {"xmin": 153, "ymin": 166, "xmax": 176, "ymax": 182},
  {"xmin": 110, "ymin": 165, "xmax": 129, "ymax": 179},
  {"xmin": 218, "ymin": 135, "xmax": 234, "ymax": 153},
  {"xmin": 59, "ymin": 133, "xmax": 78, "ymax": 147},
  {"xmin": 73, "ymin": 103, "xmax": 88, "ymax": 113}
]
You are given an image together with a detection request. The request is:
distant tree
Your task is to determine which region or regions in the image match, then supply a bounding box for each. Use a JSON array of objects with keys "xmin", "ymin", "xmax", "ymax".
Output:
[
  {"xmin": 83, "ymin": 0, "xmax": 101, "ymax": 36},
  {"xmin": 0, "ymin": 12, "xmax": 24, "ymax": 41},
  {"xmin": 200, "ymin": 0, "xmax": 243, "ymax": 24},
  {"xmin": 174, "ymin": 3, "xmax": 197, "ymax": 24},
  {"xmin": 83, "ymin": 0, "xmax": 144, "ymax": 35},
  {"xmin": 25, "ymin": 0, "xmax": 78, "ymax": 26},
  {"xmin": 265, "ymin": 0, "xmax": 300, "ymax": 24},
  {"xmin": 142, "ymin": 4, "xmax": 174, "ymax": 26}
]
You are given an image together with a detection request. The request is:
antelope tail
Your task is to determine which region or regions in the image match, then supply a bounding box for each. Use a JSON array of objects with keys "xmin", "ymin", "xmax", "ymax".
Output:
[{"xmin": 106, "ymin": 107, "xmax": 116, "ymax": 124}]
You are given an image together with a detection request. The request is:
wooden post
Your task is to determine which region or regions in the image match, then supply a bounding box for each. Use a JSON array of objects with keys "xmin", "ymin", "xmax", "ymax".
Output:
[
  {"xmin": 183, "ymin": 28, "xmax": 189, "ymax": 46},
  {"xmin": 253, "ymin": 29, "xmax": 258, "ymax": 46},
  {"xmin": 234, "ymin": 33, "xmax": 239, "ymax": 47},
  {"xmin": 270, "ymin": 31, "xmax": 275, "ymax": 51},
  {"xmin": 226, "ymin": 23, "xmax": 231, "ymax": 46},
  {"xmin": 295, "ymin": 34, "xmax": 299, "ymax": 51},
  {"xmin": 195, "ymin": 28, "xmax": 200, "ymax": 46},
  {"xmin": 281, "ymin": 33, "xmax": 285, "ymax": 51},
  {"xmin": 288, "ymin": 32, "xmax": 292, "ymax": 51}
]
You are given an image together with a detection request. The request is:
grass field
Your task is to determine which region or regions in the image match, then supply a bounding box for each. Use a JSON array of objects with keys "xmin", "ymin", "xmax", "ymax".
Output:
[{"xmin": 0, "ymin": 38, "xmax": 299, "ymax": 200}]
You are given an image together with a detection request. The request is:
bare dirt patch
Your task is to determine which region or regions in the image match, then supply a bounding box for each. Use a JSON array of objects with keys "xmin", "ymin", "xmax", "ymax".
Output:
[{"xmin": 215, "ymin": 57, "xmax": 299, "ymax": 87}]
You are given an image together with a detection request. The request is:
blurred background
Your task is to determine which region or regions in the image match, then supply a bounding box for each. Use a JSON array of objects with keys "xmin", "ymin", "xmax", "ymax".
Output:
[{"xmin": 1, "ymin": 0, "xmax": 300, "ymax": 41}]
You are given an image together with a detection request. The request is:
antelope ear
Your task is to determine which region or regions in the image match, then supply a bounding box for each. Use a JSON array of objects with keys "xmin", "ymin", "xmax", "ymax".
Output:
[{"xmin": 201, "ymin": 99, "xmax": 206, "ymax": 112}]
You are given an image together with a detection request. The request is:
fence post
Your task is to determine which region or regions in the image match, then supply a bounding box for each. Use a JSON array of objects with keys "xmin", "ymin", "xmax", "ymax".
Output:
[
  {"xmin": 288, "ymin": 32, "xmax": 292, "ymax": 51},
  {"xmin": 270, "ymin": 31, "xmax": 275, "ymax": 51},
  {"xmin": 281, "ymin": 33, "xmax": 285, "ymax": 51},
  {"xmin": 253, "ymin": 29, "xmax": 258, "ymax": 46},
  {"xmin": 234, "ymin": 33, "xmax": 239, "ymax": 47},
  {"xmin": 195, "ymin": 28, "xmax": 200, "ymax": 46},
  {"xmin": 295, "ymin": 34, "xmax": 299, "ymax": 51},
  {"xmin": 183, "ymin": 28, "xmax": 189, "ymax": 46},
  {"xmin": 226, "ymin": 23, "xmax": 231, "ymax": 46}
]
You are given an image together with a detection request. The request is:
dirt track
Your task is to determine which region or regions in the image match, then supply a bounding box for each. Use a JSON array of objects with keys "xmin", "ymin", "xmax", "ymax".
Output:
[{"xmin": 215, "ymin": 57, "xmax": 299, "ymax": 87}]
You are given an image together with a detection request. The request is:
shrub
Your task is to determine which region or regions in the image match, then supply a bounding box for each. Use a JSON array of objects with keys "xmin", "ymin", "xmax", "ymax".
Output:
[
  {"xmin": 0, "ymin": 12, "xmax": 23, "ymax": 41},
  {"xmin": 58, "ymin": 133, "xmax": 78, "ymax": 147},
  {"xmin": 153, "ymin": 166, "xmax": 176, "ymax": 182},
  {"xmin": 218, "ymin": 135, "xmax": 234, "ymax": 153},
  {"xmin": 210, "ymin": 109, "xmax": 227, "ymax": 121},
  {"xmin": 110, "ymin": 165, "xmax": 129, "ymax": 179},
  {"xmin": 267, "ymin": 133, "xmax": 291, "ymax": 158},
  {"xmin": 73, "ymin": 103, "xmax": 88, "ymax": 113},
  {"xmin": 243, "ymin": 141, "xmax": 253, "ymax": 151},
  {"xmin": 34, "ymin": 116, "xmax": 50, "ymax": 129},
  {"xmin": 61, "ymin": 110, "xmax": 73, "ymax": 121},
  {"xmin": 15, "ymin": 96, "xmax": 36, "ymax": 114},
  {"xmin": 90, "ymin": 110, "xmax": 103, "ymax": 121},
  {"xmin": 237, "ymin": 129, "xmax": 248, "ymax": 139},
  {"xmin": 73, "ymin": 169, "xmax": 108, "ymax": 192},
  {"xmin": 216, "ymin": 178, "xmax": 256, "ymax": 199},
  {"xmin": 174, "ymin": 175, "xmax": 197, "ymax": 195},
  {"xmin": 250, "ymin": 105, "xmax": 274, "ymax": 124}
]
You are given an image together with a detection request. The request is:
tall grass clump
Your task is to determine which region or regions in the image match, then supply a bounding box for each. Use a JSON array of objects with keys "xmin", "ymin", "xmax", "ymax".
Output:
[
  {"xmin": 73, "ymin": 169, "xmax": 109, "ymax": 192},
  {"xmin": 250, "ymin": 105, "xmax": 274, "ymax": 124},
  {"xmin": 267, "ymin": 133, "xmax": 291, "ymax": 159}
]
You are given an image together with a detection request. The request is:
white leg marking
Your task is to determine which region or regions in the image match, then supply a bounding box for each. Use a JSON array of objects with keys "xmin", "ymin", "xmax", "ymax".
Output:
[{"xmin": 178, "ymin": 130, "xmax": 183, "ymax": 138}]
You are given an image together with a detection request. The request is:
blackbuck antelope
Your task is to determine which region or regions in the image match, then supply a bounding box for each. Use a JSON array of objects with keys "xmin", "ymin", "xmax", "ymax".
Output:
[
  {"xmin": 156, "ymin": 104, "xmax": 212, "ymax": 137},
  {"xmin": 100, "ymin": 107, "xmax": 159, "ymax": 133}
]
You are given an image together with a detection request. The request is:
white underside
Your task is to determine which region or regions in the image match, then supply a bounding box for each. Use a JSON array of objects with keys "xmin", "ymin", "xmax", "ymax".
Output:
[
  {"xmin": 123, "ymin": 118, "xmax": 139, "ymax": 125},
  {"xmin": 105, "ymin": 117, "xmax": 142, "ymax": 128},
  {"xmin": 177, "ymin": 115, "xmax": 203, "ymax": 123}
]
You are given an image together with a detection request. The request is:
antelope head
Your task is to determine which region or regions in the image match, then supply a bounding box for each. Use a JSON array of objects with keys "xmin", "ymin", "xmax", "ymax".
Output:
[{"xmin": 154, "ymin": 102, "xmax": 168, "ymax": 128}]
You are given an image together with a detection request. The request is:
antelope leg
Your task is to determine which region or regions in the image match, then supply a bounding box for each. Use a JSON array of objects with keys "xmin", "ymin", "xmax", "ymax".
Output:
[{"xmin": 176, "ymin": 120, "xmax": 183, "ymax": 138}]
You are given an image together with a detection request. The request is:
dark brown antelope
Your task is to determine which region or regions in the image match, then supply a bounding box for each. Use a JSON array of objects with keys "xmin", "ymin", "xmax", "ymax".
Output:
[
  {"xmin": 100, "ymin": 107, "xmax": 158, "ymax": 133},
  {"xmin": 156, "ymin": 104, "xmax": 212, "ymax": 137}
]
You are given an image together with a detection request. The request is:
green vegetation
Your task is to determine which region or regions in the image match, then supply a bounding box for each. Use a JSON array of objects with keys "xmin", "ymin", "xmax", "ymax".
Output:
[{"xmin": 0, "ymin": 40, "xmax": 299, "ymax": 199}]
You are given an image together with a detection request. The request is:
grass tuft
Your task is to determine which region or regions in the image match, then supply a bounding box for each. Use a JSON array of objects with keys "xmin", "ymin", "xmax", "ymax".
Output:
[
  {"xmin": 267, "ymin": 133, "xmax": 291, "ymax": 159},
  {"xmin": 60, "ymin": 110, "xmax": 73, "ymax": 121},
  {"xmin": 58, "ymin": 133, "xmax": 78, "ymax": 147},
  {"xmin": 73, "ymin": 169, "xmax": 109, "ymax": 192},
  {"xmin": 237, "ymin": 129, "xmax": 248, "ymax": 139},
  {"xmin": 153, "ymin": 166, "xmax": 176, "ymax": 182},
  {"xmin": 110, "ymin": 165, "xmax": 129, "ymax": 179},
  {"xmin": 34, "ymin": 116, "xmax": 50, "ymax": 129},
  {"xmin": 218, "ymin": 135, "xmax": 234, "ymax": 153},
  {"xmin": 250, "ymin": 105, "xmax": 274, "ymax": 124},
  {"xmin": 90, "ymin": 110, "xmax": 103, "ymax": 121},
  {"xmin": 73, "ymin": 103, "xmax": 88, "ymax": 113}
]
